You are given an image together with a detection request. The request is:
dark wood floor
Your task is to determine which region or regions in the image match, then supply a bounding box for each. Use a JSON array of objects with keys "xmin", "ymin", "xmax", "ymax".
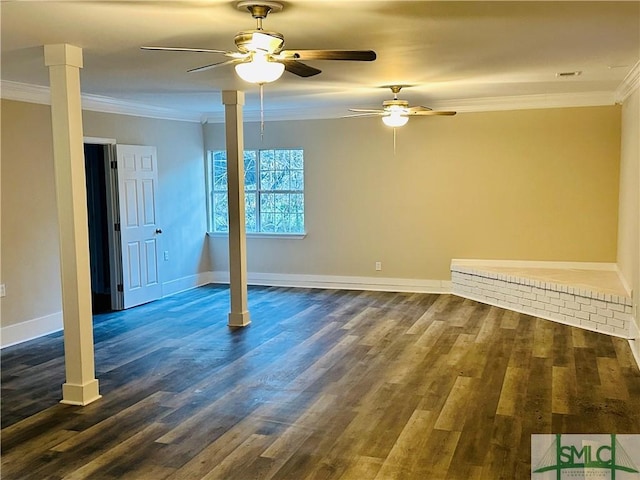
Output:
[{"xmin": 2, "ymin": 285, "xmax": 639, "ymax": 479}]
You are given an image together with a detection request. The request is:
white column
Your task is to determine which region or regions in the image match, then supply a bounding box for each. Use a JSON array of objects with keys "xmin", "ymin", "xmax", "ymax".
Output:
[
  {"xmin": 222, "ymin": 91, "xmax": 251, "ymax": 327},
  {"xmin": 44, "ymin": 44, "xmax": 101, "ymax": 405}
]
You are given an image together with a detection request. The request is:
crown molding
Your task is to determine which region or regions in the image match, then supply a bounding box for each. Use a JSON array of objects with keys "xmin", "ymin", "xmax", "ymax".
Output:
[
  {"xmin": 1, "ymin": 80, "xmax": 51, "ymax": 105},
  {"xmin": 2, "ymin": 79, "xmax": 618, "ymax": 124},
  {"xmin": 0, "ymin": 80, "xmax": 201, "ymax": 123},
  {"xmin": 615, "ymin": 59, "xmax": 640, "ymax": 103},
  {"xmin": 429, "ymin": 91, "xmax": 616, "ymax": 113}
]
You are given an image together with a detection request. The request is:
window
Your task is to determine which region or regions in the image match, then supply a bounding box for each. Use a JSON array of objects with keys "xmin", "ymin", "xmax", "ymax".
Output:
[{"xmin": 210, "ymin": 149, "xmax": 305, "ymax": 235}]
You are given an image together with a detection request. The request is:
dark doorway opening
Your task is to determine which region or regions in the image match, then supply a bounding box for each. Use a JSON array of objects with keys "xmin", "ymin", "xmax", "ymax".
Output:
[{"xmin": 84, "ymin": 144, "xmax": 112, "ymax": 313}]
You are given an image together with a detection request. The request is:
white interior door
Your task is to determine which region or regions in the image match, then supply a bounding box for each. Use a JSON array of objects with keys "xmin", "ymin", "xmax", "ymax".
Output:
[{"xmin": 115, "ymin": 145, "xmax": 162, "ymax": 308}]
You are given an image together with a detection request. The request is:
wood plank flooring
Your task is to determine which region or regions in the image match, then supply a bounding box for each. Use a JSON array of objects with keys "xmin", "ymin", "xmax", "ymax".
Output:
[{"xmin": 2, "ymin": 285, "xmax": 639, "ymax": 479}]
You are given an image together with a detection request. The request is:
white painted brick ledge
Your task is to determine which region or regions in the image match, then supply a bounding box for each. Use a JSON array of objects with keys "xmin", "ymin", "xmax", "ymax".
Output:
[{"xmin": 450, "ymin": 265, "xmax": 635, "ymax": 339}]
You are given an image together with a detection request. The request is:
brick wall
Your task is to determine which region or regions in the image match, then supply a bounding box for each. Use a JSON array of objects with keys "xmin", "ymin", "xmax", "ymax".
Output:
[{"xmin": 451, "ymin": 265, "xmax": 634, "ymax": 338}]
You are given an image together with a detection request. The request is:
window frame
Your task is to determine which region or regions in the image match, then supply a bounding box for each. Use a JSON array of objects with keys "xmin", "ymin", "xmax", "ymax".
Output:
[{"xmin": 207, "ymin": 148, "xmax": 306, "ymax": 238}]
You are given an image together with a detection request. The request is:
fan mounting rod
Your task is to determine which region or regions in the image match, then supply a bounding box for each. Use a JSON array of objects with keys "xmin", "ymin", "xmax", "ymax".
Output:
[
  {"xmin": 382, "ymin": 85, "xmax": 410, "ymax": 108},
  {"xmin": 237, "ymin": 1, "xmax": 283, "ymax": 29},
  {"xmin": 385, "ymin": 85, "xmax": 410, "ymax": 100}
]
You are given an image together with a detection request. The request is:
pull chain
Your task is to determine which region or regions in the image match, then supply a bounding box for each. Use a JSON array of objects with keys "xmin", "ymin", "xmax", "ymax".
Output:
[
  {"xmin": 393, "ymin": 127, "xmax": 397, "ymax": 156},
  {"xmin": 259, "ymin": 83, "xmax": 265, "ymax": 141}
]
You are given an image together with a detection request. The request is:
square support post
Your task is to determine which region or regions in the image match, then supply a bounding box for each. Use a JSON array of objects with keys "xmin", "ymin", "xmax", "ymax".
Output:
[
  {"xmin": 44, "ymin": 44, "xmax": 101, "ymax": 405},
  {"xmin": 222, "ymin": 91, "xmax": 251, "ymax": 327}
]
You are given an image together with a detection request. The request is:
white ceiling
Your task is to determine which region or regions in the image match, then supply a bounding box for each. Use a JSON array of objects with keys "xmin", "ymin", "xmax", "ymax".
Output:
[{"xmin": 1, "ymin": 1, "xmax": 639, "ymax": 122}]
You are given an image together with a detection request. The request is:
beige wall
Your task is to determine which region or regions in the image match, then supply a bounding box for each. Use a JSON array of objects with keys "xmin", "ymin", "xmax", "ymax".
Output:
[
  {"xmin": 82, "ymin": 110, "xmax": 210, "ymax": 284},
  {"xmin": 205, "ymin": 105, "xmax": 621, "ymax": 280},
  {"xmin": 0, "ymin": 98, "xmax": 624, "ymax": 340},
  {"xmin": 617, "ymin": 86, "xmax": 640, "ymax": 358},
  {"xmin": 1, "ymin": 99, "xmax": 210, "ymax": 332},
  {"xmin": 1, "ymin": 100, "xmax": 63, "ymax": 327}
]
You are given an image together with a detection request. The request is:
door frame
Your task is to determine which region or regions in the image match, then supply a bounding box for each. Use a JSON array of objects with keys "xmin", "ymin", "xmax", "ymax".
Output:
[{"xmin": 83, "ymin": 137, "xmax": 123, "ymax": 310}]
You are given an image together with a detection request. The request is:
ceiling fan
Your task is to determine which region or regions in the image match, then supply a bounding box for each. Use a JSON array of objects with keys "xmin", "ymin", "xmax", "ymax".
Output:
[
  {"xmin": 141, "ymin": 1, "xmax": 377, "ymax": 84},
  {"xmin": 346, "ymin": 86, "xmax": 457, "ymax": 127}
]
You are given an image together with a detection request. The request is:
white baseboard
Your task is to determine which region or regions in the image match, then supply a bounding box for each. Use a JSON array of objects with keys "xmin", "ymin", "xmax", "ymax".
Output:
[
  {"xmin": 1, "ymin": 311, "xmax": 63, "ymax": 348},
  {"xmin": 210, "ymin": 271, "xmax": 451, "ymax": 294},
  {"xmin": 615, "ymin": 266, "xmax": 634, "ymax": 298},
  {"xmin": 0, "ymin": 272, "xmax": 449, "ymax": 348},
  {"xmin": 162, "ymin": 272, "xmax": 214, "ymax": 297},
  {"xmin": 0, "ymin": 273, "xmax": 213, "ymax": 348}
]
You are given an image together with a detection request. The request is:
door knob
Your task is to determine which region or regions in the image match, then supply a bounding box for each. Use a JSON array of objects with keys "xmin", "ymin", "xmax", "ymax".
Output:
[{"xmin": 155, "ymin": 228, "xmax": 163, "ymax": 234}]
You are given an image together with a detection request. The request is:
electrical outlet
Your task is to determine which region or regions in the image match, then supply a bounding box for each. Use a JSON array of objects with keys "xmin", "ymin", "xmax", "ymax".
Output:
[
  {"xmin": 375, "ymin": 261, "xmax": 382, "ymax": 271},
  {"xmin": 163, "ymin": 251, "xmax": 169, "ymax": 261},
  {"xmin": 0, "ymin": 284, "xmax": 5, "ymax": 297}
]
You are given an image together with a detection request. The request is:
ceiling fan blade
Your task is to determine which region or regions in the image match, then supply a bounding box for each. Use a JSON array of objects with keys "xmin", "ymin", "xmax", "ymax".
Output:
[
  {"xmin": 410, "ymin": 110, "xmax": 457, "ymax": 116},
  {"xmin": 188, "ymin": 58, "xmax": 242, "ymax": 73},
  {"xmin": 282, "ymin": 60, "xmax": 322, "ymax": 78},
  {"xmin": 343, "ymin": 113, "xmax": 383, "ymax": 118},
  {"xmin": 141, "ymin": 46, "xmax": 231, "ymax": 54},
  {"xmin": 408, "ymin": 106, "xmax": 433, "ymax": 113},
  {"xmin": 348, "ymin": 108, "xmax": 385, "ymax": 113},
  {"xmin": 281, "ymin": 50, "xmax": 376, "ymax": 61}
]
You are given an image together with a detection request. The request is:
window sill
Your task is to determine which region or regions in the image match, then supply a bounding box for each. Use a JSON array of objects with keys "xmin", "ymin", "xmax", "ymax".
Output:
[{"xmin": 207, "ymin": 232, "xmax": 307, "ymax": 240}]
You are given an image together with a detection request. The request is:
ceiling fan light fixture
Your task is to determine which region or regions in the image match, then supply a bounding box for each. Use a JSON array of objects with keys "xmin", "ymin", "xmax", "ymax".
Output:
[
  {"xmin": 235, "ymin": 52, "xmax": 284, "ymax": 84},
  {"xmin": 382, "ymin": 112, "xmax": 409, "ymax": 127}
]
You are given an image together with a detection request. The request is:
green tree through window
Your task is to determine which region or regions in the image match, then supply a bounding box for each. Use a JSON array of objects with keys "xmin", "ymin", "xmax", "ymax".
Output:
[{"xmin": 210, "ymin": 149, "xmax": 304, "ymax": 234}]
